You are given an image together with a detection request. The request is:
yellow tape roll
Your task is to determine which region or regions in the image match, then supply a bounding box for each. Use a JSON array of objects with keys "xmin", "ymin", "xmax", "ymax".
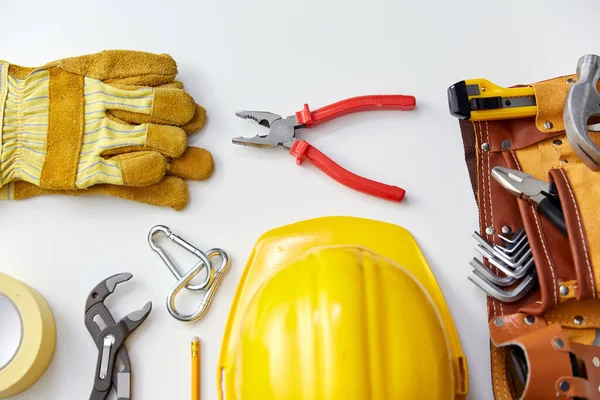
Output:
[{"xmin": 0, "ymin": 273, "xmax": 56, "ymax": 398}]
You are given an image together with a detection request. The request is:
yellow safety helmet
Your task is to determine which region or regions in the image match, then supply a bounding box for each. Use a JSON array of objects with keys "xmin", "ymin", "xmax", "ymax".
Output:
[{"xmin": 218, "ymin": 217, "xmax": 468, "ymax": 399}]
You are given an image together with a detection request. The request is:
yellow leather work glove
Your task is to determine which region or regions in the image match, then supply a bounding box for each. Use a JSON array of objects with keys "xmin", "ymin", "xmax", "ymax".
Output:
[{"xmin": 0, "ymin": 50, "xmax": 213, "ymax": 210}]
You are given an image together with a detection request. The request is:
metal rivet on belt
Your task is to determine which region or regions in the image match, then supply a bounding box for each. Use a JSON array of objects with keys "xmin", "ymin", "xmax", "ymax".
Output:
[
  {"xmin": 559, "ymin": 285, "xmax": 569, "ymax": 296},
  {"xmin": 553, "ymin": 338, "xmax": 565, "ymax": 349},
  {"xmin": 481, "ymin": 142, "xmax": 491, "ymax": 152},
  {"xmin": 593, "ymin": 357, "xmax": 600, "ymax": 368},
  {"xmin": 501, "ymin": 226, "xmax": 511, "ymax": 234},
  {"xmin": 553, "ymin": 139, "xmax": 563, "ymax": 146},
  {"xmin": 485, "ymin": 226, "xmax": 495, "ymax": 236},
  {"xmin": 493, "ymin": 317, "xmax": 504, "ymax": 327},
  {"xmin": 559, "ymin": 381, "xmax": 570, "ymax": 392},
  {"xmin": 567, "ymin": 78, "xmax": 576, "ymax": 84},
  {"xmin": 524, "ymin": 315, "xmax": 535, "ymax": 325},
  {"xmin": 544, "ymin": 121, "xmax": 553, "ymax": 130},
  {"xmin": 501, "ymin": 140, "xmax": 512, "ymax": 150},
  {"xmin": 574, "ymin": 315, "xmax": 584, "ymax": 326}
]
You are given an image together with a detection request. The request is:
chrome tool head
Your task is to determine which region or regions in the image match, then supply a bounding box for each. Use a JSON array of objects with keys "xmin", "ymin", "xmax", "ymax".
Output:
[
  {"xmin": 233, "ymin": 112, "xmax": 298, "ymax": 149},
  {"xmin": 491, "ymin": 166, "xmax": 550, "ymax": 205},
  {"xmin": 235, "ymin": 111, "xmax": 282, "ymax": 127},
  {"xmin": 564, "ymin": 54, "xmax": 600, "ymax": 170}
]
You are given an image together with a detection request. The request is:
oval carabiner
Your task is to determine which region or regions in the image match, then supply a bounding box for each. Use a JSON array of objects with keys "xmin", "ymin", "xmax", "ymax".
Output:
[
  {"xmin": 148, "ymin": 225, "xmax": 212, "ymax": 292},
  {"xmin": 167, "ymin": 249, "xmax": 230, "ymax": 322}
]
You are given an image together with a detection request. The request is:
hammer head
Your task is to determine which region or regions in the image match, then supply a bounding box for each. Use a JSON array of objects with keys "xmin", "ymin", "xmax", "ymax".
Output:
[{"xmin": 564, "ymin": 54, "xmax": 600, "ymax": 170}]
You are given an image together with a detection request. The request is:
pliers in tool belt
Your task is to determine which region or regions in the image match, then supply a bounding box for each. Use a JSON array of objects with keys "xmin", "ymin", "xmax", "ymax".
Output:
[
  {"xmin": 491, "ymin": 167, "xmax": 567, "ymax": 236},
  {"xmin": 233, "ymin": 95, "xmax": 416, "ymax": 202},
  {"xmin": 85, "ymin": 273, "xmax": 152, "ymax": 400}
]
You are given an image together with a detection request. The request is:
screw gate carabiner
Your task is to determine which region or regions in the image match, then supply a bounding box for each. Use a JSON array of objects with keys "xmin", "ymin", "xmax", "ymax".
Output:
[{"xmin": 148, "ymin": 225, "xmax": 231, "ymax": 322}]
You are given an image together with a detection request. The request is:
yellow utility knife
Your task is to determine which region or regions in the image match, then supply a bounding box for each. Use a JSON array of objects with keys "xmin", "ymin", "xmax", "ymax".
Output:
[{"xmin": 448, "ymin": 79, "xmax": 536, "ymax": 121}]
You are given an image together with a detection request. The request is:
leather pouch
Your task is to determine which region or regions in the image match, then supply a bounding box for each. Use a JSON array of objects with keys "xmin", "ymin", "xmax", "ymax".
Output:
[
  {"xmin": 458, "ymin": 74, "xmax": 600, "ymax": 399},
  {"xmin": 490, "ymin": 315, "xmax": 600, "ymax": 399}
]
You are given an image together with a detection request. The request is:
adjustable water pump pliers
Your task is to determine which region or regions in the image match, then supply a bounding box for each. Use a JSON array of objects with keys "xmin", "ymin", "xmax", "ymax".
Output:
[
  {"xmin": 85, "ymin": 273, "xmax": 152, "ymax": 400},
  {"xmin": 233, "ymin": 95, "xmax": 416, "ymax": 202}
]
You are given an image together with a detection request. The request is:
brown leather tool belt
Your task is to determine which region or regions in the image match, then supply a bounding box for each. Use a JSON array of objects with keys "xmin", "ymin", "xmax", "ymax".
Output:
[{"xmin": 459, "ymin": 74, "xmax": 600, "ymax": 399}]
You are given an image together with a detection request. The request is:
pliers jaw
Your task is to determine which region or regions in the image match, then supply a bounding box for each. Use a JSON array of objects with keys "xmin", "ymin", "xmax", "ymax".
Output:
[
  {"xmin": 119, "ymin": 302, "xmax": 152, "ymax": 333},
  {"xmin": 85, "ymin": 273, "xmax": 133, "ymax": 313},
  {"xmin": 233, "ymin": 111, "xmax": 298, "ymax": 149},
  {"xmin": 235, "ymin": 111, "xmax": 282, "ymax": 128},
  {"xmin": 491, "ymin": 167, "xmax": 550, "ymax": 206},
  {"xmin": 91, "ymin": 302, "xmax": 152, "ymax": 351}
]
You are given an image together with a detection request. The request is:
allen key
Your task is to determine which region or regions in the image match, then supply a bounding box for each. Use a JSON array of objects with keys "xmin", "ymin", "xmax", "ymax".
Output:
[
  {"xmin": 469, "ymin": 259, "xmax": 518, "ymax": 287},
  {"xmin": 468, "ymin": 229, "xmax": 538, "ymax": 302},
  {"xmin": 472, "ymin": 232, "xmax": 531, "ymax": 266},
  {"xmin": 495, "ymin": 233, "xmax": 529, "ymax": 255},
  {"xmin": 473, "ymin": 232, "xmax": 533, "ymax": 269},
  {"xmin": 475, "ymin": 245, "xmax": 534, "ymax": 279},
  {"xmin": 498, "ymin": 228, "xmax": 526, "ymax": 245},
  {"xmin": 468, "ymin": 270, "xmax": 538, "ymax": 303}
]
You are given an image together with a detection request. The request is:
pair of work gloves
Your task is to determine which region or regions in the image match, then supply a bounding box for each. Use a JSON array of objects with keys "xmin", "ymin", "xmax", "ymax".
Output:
[{"xmin": 0, "ymin": 50, "xmax": 213, "ymax": 210}]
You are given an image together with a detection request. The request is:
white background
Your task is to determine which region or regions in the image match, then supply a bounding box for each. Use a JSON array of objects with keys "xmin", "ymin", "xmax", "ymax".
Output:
[{"xmin": 2, "ymin": 1, "xmax": 600, "ymax": 399}]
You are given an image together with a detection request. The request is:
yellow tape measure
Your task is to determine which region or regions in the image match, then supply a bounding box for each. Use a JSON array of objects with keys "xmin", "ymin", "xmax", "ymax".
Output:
[
  {"xmin": 448, "ymin": 79, "xmax": 536, "ymax": 121},
  {"xmin": 0, "ymin": 273, "xmax": 56, "ymax": 398}
]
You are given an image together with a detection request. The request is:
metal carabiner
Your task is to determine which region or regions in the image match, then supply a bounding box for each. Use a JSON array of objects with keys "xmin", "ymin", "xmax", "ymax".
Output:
[
  {"xmin": 167, "ymin": 248, "xmax": 230, "ymax": 322},
  {"xmin": 148, "ymin": 225, "xmax": 212, "ymax": 291},
  {"xmin": 149, "ymin": 225, "xmax": 231, "ymax": 322}
]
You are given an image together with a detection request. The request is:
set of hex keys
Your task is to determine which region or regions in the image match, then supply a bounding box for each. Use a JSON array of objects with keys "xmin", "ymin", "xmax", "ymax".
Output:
[{"xmin": 468, "ymin": 228, "xmax": 537, "ymax": 303}]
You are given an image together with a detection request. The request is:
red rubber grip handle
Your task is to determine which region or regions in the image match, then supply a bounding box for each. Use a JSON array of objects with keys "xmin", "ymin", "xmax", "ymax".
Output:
[
  {"xmin": 290, "ymin": 140, "xmax": 406, "ymax": 202},
  {"xmin": 295, "ymin": 94, "xmax": 416, "ymax": 127}
]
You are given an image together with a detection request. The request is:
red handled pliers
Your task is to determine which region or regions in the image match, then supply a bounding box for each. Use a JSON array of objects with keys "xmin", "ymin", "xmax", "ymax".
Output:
[{"xmin": 232, "ymin": 95, "xmax": 416, "ymax": 202}]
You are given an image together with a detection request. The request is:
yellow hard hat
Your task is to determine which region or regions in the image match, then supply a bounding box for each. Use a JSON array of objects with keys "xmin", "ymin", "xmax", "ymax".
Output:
[{"xmin": 218, "ymin": 217, "xmax": 468, "ymax": 399}]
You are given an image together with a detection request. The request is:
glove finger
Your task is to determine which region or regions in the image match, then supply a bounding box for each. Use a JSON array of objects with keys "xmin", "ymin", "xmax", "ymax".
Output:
[
  {"xmin": 107, "ymin": 88, "xmax": 196, "ymax": 127},
  {"xmin": 168, "ymin": 147, "xmax": 214, "ymax": 180},
  {"xmin": 99, "ymin": 123, "xmax": 187, "ymax": 159},
  {"xmin": 12, "ymin": 177, "xmax": 189, "ymax": 210},
  {"xmin": 181, "ymin": 104, "xmax": 207, "ymax": 134},
  {"xmin": 110, "ymin": 151, "xmax": 167, "ymax": 187},
  {"xmin": 144, "ymin": 124, "xmax": 187, "ymax": 158},
  {"xmin": 59, "ymin": 50, "xmax": 177, "ymax": 86}
]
